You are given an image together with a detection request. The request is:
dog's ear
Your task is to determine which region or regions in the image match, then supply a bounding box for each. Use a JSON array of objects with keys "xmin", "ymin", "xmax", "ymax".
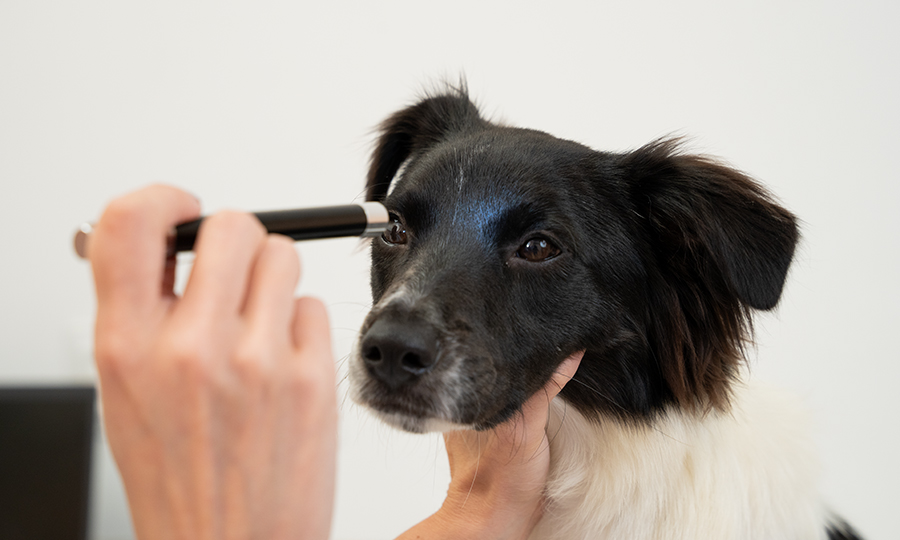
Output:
[
  {"xmin": 366, "ymin": 91, "xmax": 483, "ymax": 202},
  {"xmin": 619, "ymin": 139, "xmax": 799, "ymax": 411},
  {"xmin": 625, "ymin": 138, "xmax": 799, "ymax": 311}
]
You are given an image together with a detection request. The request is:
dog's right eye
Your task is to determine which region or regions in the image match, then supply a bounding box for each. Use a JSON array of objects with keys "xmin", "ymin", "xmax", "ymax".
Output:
[
  {"xmin": 516, "ymin": 237, "xmax": 561, "ymax": 262},
  {"xmin": 382, "ymin": 214, "xmax": 408, "ymax": 245}
]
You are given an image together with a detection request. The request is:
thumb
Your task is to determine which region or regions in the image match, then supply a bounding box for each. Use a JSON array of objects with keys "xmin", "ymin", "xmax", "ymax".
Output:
[
  {"xmin": 544, "ymin": 351, "xmax": 584, "ymax": 401},
  {"xmin": 514, "ymin": 350, "xmax": 584, "ymax": 431}
]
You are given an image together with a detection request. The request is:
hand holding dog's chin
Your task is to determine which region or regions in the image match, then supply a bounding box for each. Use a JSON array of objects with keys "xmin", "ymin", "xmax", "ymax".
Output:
[
  {"xmin": 397, "ymin": 352, "xmax": 583, "ymax": 540},
  {"xmin": 90, "ymin": 185, "xmax": 338, "ymax": 540}
]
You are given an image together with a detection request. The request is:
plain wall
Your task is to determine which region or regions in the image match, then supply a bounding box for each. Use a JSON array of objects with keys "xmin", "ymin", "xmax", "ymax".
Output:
[{"xmin": 1, "ymin": 1, "xmax": 897, "ymax": 538}]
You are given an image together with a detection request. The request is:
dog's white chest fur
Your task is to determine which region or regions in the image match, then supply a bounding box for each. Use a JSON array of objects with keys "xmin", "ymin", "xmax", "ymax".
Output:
[{"xmin": 533, "ymin": 380, "xmax": 828, "ymax": 540}]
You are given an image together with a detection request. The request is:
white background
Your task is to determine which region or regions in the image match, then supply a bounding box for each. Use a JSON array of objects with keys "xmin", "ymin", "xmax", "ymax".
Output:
[{"xmin": 1, "ymin": 1, "xmax": 897, "ymax": 538}]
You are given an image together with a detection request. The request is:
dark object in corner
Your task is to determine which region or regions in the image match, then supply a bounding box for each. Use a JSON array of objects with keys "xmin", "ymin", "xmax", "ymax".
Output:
[{"xmin": 0, "ymin": 386, "xmax": 96, "ymax": 540}]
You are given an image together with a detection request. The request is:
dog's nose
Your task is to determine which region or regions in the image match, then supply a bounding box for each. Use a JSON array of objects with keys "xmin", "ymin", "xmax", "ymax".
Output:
[{"xmin": 360, "ymin": 317, "xmax": 438, "ymax": 389}]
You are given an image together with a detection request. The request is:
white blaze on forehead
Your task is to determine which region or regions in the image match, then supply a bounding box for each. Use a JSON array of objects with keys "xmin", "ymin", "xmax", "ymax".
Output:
[
  {"xmin": 451, "ymin": 168, "xmax": 468, "ymax": 228},
  {"xmin": 385, "ymin": 157, "xmax": 412, "ymax": 198}
]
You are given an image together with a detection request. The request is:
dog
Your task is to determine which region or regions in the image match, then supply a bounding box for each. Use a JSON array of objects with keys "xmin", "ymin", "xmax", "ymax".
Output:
[{"xmin": 349, "ymin": 89, "xmax": 862, "ymax": 539}]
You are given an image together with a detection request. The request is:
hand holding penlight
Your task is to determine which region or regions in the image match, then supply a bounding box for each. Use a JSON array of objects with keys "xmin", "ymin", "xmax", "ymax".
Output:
[{"xmin": 73, "ymin": 202, "xmax": 390, "ymax": 259}]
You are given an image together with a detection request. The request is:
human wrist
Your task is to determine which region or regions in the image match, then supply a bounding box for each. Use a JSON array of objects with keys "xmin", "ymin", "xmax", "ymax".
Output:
[{"xmin": 434, "ymin": 483, "xmax": 543, "ymax": 540}]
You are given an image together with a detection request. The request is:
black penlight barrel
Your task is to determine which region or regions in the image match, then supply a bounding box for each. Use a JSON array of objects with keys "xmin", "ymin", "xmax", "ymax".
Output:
[
  {"xmin": 172, "ymin": 204, "xmax": 383, "ymax": 254},
  {"xmin": 72, "ymin": 202, "xmax": 390, "ymax": 259}
]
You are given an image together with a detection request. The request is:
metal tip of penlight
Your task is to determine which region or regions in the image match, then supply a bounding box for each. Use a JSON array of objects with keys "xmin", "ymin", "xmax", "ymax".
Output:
[{"xmin": 73, "ymin": 223, "xmax": 93, "ymax": 260}]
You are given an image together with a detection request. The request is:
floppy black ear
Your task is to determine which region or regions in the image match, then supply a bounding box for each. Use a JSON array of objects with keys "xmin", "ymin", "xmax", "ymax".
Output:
[
  {"xmin": 608, "ymin": 139, "xmax": 800, "ymax": 412},
  {"xmin": 366, "ymin": 91, "xmax": 484, "ymax": 202},
  {"xmin": 625, "ymin": 139, "xmax": 799, "ymax": 311}
]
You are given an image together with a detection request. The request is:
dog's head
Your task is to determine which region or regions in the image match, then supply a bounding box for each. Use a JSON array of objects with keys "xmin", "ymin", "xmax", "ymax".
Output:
[{"xmin": 349, "ymin": 90, "xmax": 798, "ymax": 433}]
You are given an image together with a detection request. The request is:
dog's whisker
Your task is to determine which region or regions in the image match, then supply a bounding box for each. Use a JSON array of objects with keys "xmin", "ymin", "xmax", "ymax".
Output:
[
  {"xmin": 326, "ymin": 300, "xmax": 374, "ymax": 309},
  {"xmin": 527, "ymin": 400, "xmax": 546, "ymax": 461},
  {"xmin": 339, "ymin": 393, "xmax": 356, "ymax": 414},
  {"xmin": 546, "ymin": 398, "xmax": 568, "ymax": 448},
  {"xmin": 328, "ymin": 327, "xmax": 365, "ymax": 337},
  {"xmin": 565, "ymin": 376, "xmax": 686, "ymax": 444},
  {"xmin": 565, "ymin": 376, "xmax": 626, "ymax": 413},
  {"xmin": 350, "ymin": 186, "xmax": 370, "ymax": 203},
  {"xmin": 458, "ymin": 435, "xmax": 482, "ymax": 510}
]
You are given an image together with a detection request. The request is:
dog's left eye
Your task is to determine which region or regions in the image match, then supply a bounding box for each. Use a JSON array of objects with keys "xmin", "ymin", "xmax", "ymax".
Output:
[{"xmin": 516, "ymin": 238, "xmax": 561, "ymax": 262}]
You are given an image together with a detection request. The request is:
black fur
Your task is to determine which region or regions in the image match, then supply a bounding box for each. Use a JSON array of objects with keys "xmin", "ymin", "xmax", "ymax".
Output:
[
  {"xmin": 826, "ymin": 519, "xmax": 864, "ymax": 540},
  {"xmin": 351, "ymin": 88, "xmax": 861, "ymax": 537},
  {"xmin": 356, "ymin": 88, "xmax": 797, "ymax": 427}
]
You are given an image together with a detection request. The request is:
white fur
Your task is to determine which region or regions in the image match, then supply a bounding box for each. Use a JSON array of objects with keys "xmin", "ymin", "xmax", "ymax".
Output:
[
  {"xmin": 373, "ymin": 264, "xmax": 424, "ymax": 311},
  {"xmin": 531, "ymin": 379, "xmax": 828, "ymax": 540}
]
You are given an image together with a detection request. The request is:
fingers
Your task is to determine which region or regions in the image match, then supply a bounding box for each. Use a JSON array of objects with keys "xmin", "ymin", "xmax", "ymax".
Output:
[
  {"xmin": 241, "ymin": 235, "xmax": 301, "ymax": 341},
  {"xmin": 91, "ymin": 185, "xmax": 201, "ymax": 317},
  {"xmin": 178, "ymin": 211, "xmax": 267, "ymax": 318},
  {"xmin": 288, "ymin": 297, "xmax": 336, "ymax": 407},
  {"xmin": 291, "ymin": 296, "xmax": 333, "ymax": 358}
]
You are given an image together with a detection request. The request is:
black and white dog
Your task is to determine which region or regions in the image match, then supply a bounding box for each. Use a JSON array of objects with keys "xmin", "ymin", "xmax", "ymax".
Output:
[{"xmin": 349, "ymin": 89, "xmax": 861, "ymax": 539}]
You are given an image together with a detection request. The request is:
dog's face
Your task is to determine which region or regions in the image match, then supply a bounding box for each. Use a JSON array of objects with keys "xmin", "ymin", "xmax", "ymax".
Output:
[
  {"xmin": 352, "ymin": 129, "xmax": 616, "ymax": 432},
  {"xmin": 350, "ymin": 92, "xmax": 798, "ymax": 433}
]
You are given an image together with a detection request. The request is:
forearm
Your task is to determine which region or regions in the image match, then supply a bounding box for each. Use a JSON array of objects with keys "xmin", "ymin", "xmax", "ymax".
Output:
[{"xmin": 395, "ymin": 491, "xmax": 542, "ymax": 540}]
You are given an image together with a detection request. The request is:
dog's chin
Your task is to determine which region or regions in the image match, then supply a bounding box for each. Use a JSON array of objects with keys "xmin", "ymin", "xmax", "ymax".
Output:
[
  {"xmin": 372, "ymin": 410, "xmax": 473, "ymax": 434},
  {"xmin": 349, "ymin": 373, "xmax": 474, "ymax": 433}
]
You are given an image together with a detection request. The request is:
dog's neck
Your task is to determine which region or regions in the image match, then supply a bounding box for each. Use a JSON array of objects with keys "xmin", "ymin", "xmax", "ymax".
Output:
[{"xmin": 533, "ymin": 379, "xmax": 826, "ymax": 540}]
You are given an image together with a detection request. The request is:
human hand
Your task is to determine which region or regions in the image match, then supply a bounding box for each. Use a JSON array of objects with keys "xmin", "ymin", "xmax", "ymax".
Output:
[
  {"xmin": 89, "ymin": 185, "xmax": 337, "ymax": 540},
  {"xmin": 397, "ymin": 351, "xmax": 584, "ymax": 540}
]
